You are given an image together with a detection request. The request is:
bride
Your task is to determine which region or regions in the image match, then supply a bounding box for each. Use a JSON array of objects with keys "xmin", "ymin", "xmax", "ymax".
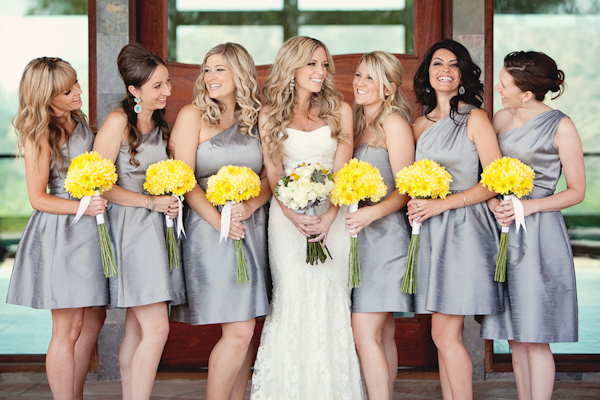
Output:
[{"xmin": 251, "ymin": 36, "xmax": 364, "ymax": 399}]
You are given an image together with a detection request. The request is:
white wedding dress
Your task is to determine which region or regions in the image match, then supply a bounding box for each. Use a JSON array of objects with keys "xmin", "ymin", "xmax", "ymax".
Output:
[{"xmin": 251, "ymin": 126, "xmax": 365, "ymax": 400}]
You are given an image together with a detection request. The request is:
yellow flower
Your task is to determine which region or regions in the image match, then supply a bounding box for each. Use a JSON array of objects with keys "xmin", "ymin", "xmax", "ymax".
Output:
[
  {"xmin": 330, "ymin": 158, "xmax": 388, "ymax": 206},
  {"xmin": 64, "ymin": 151, "xmax": 118, "ymax": 198},
  {"xmin": 395, "ymin": 159, "xmax": 452, "ymax": 199},
  {"xmin": 480, "ymin": 157, "xmax": 534, "ymax": 198},
  {"xmin": 143, "ymin": 159, "xmax": 197, "ymax": 197},
  {"xmin": 205, "ymin": 165, "xmax": 261, "ymax": 206}
]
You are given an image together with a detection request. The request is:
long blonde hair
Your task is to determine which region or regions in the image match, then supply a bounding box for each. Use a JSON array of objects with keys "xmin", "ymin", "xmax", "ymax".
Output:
[
  {"xmin": 263, "ymin": 36, "xmax": 345, "ymax": 164},
  {"xmin": 353, "ymin": 51, "xmax": 412, "ymax": 149},
  {"xmin": 192, "ymin": 43, "xmax": 261, "ymax": 137},
  {"xmin": 14, "ymin": 57, "xmax": 88, "ymax": 168}
]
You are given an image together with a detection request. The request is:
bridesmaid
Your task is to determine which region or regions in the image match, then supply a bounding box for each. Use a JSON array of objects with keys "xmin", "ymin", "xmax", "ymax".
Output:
[
  {"xmin": 92, "ymin": 43, "xmax": 185, "ymax": 400},
  {"xmin": 480, "ymin": 51, "xmax": 585, "ymax": 400},
  {"xmin": 169, "ymin": 43, "xmax": 271, "ymax": 400},
  {"xmin": 6, "ymin": 57, "xmax": 108, "ymax": 400},
  {"xmin": 346, "ymin": 51, "xmax": 414, "ymax": 399},
  {"xmin": 408, "ymin": 39, "xmax": 503, "ymax": 400}
]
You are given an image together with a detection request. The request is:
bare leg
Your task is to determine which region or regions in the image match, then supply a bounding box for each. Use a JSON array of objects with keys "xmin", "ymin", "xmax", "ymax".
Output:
[
  {"xmin": 509, "ymin": 341, "xmax": 532, "ymax": 400},
  {"xmin": 229, "ymin": 342, "xmax": 254, "ymax": 400},
  {"xmin": 120, "ymin": 303, "xmax": 170, "ymax": 400},
  {"xmin": 73, "ymin": 308, "xmax": 106, "ymax": 400},
  {"xmin": 438, "ymin": 351, "xmax": 453, "ymax": 400},
  {"xmin": 119, "ymin": 308, "xmax": 142, "ymax": 400},
  {"xmin": 525, "ymin": 343, "xmax": 554, "ymax": 400},
  {"xmin": 431, "ymin": 313, "xmax": 471, "ymax": 400},
  {"xmin": 47, "ymin": 308, "xmax": 86, "ymax": 400},
  {"xmin": 382, "ymin": 313, "xmax": 398, "ymax": 400},
  {"xmin": 207, "ymin": 319, "xmax": 256, "ymax": 400},
  {"xmin": 352, "ymin": 312, "xmax": 390, "ymax": 400}
]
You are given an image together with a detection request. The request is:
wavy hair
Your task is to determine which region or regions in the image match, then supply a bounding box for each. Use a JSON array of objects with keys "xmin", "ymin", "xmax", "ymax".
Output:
[
  {"xmin": 192, "ymin": 43, "xmax": 261, "ymax": 137},
  {"xmin": 263, "ymin": 36, "xmax": 345, "ymax": 164},
  {"xmin": 353, "ymin": 51, "xmax": 412, "ymax": 148},
  {"xmin": 503, "ymin": 51, "xmax": 566, "ymax": 101},
  {"xmin": 413, "ymin": 39, "xmax": 484, "ymax": 121},
  {"xmin": 117, "ymin": 43, "xmax": 171, "ymax": 166},
  {"xmin": 14, "ymin": 57, "xmax": 88, "ymax": 168}
]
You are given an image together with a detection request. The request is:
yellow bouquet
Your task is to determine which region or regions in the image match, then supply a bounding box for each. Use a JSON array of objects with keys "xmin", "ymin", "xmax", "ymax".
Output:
[
  {"xmin": 144, "ymin": 159, "xmax": 197, "ymax": 271},
  {"xmin": 64, "ymin": 151, "xmax": 118, "ymax": 278},
  {"xmin": 206, "ymin": 165, "xmax": 261, "ymax": 283},
  {"xmin": 480, "ymin": 156, "xmax": 535, "ymax": 282},
  {"xmin": 331, "ymin": 158, "xmax": 387, "ymax": 287},
  {"xmin": 395, "ymin": 159, "xmax": 452, "ymax": 293}
]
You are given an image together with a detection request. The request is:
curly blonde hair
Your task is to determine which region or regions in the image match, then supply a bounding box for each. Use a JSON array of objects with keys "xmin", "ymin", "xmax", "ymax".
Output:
[
  {"xmin": 353, "ymin": 51, "xmax": 412, "ymax": 149},
  {"xmin": 263, "ymin": 36, "xmax": 346, "ymax": 164},
  {"xmin": 14, "ymin": 57, "xmax": 88, "ymax": 168},
  {"xmin": 192, "ymin": 42, "xmax": 261, "ymax": 137}
]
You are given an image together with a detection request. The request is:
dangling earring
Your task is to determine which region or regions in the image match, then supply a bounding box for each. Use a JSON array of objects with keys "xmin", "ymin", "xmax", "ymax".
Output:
[
  {"xmin": 134, "ymin": 97, "xmax": 142, "ymax": 114},
  {"xmin": 289, "ymin": 77, "xmax": 295, "ymax": 91},
  {"xmin": 458, "ymin": 85, "xmax": 465, "ymax": 95},
  {"xmin": 425, "ymin": 87, "xmax": 431, "ymax": 93},
  {"xmin": 522, "ymin": 98, "xmax": 526, "ymax": 108}
]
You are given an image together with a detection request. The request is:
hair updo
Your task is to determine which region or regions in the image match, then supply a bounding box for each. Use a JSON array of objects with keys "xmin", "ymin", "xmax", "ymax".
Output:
[{"xmin": 503, "ymin": 51, "xmax": 565, "ymax": 101}]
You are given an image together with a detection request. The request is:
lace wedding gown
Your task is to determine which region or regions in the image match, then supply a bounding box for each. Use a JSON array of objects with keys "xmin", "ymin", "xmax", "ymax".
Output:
[{"xmin": 251, "ymin": 126, "xmax": 364, "ymax": 400}]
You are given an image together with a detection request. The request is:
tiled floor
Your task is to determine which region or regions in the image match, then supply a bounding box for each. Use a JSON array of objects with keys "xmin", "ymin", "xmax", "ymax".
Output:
[{"xmin": 0, "ymin": 379, "xmax": 599, "ymax": 400}]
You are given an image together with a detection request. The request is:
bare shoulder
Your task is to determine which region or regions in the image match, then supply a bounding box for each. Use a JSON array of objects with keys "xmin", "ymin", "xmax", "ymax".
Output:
[
  {"xmin": 555, "ymin": 114, "xmax": 580, "ymax": 143},
  {"xmin": 411, "ymin": 115, "xmax": 429, "ymax": 139},
  {"xmin": 98, "ymin": 109, "xmax": 128, "ymax": 139},
  {"xmin": 339, "ymin": 101, "xmax": 352, "ymax": 117},
  {"xmin": 382, "ymin": 112, "xmax": 412, "ymax": 137},
  {"xmin": 491, "ymin": 108, "xmax": 512, "ymax": 133}
]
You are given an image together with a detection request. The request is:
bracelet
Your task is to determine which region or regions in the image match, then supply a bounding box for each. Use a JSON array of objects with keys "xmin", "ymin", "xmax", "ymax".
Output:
[
  {"xmin": 145, "ymin": 195, "xmax": 150, "ymax": 210},
  {"xmin": 150, "ymin": 196, "xmax": 156, "ymax": 212},
  {"xmin": 462, "ymin": 192, "xmax": 467, "ymax": 207}
]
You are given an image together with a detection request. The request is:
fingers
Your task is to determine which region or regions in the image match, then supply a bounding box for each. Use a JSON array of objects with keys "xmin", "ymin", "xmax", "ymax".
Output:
[
  {"xmin": 307, "ymin": 232, "xmax": 326, "ymax": 243},
  {"xmin": 228, "ymin": 222, "xmax": 246, "ymax": 240}
]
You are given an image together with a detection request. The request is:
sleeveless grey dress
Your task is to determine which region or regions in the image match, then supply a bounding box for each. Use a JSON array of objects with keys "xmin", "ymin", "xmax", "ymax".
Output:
[
  {"xmin": 414, "ymin": 105, "xmax": 503, "ymax": 315},
  {"xmin": 351, "ymin": 143, "xmax": 413, "ymax": 313},
  {"xmin": 107, "ymin": 126, "xmax": 186, "ymax": 308},
  {"xmin": 171, "ymin": 123, "xmax": 270, "ymax": 325},
  {"xmin": 6, "ymin": 123, "xmax": 109, "ymax": 309},
  {"xmin": 480, "ymin": 110, "xmax": 577, "ymax": 343}
]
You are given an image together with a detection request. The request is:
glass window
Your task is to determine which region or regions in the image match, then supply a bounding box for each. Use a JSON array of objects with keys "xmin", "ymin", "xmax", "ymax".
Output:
[{"xmin": 0, "ymin": 0, "xmax": 88, "ymax": 355}]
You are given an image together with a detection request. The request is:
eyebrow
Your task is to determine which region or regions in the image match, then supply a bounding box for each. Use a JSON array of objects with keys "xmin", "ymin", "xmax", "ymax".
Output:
[{"xmin": 432, "ymin": 57, "xmax": 458, "ymax": 62}]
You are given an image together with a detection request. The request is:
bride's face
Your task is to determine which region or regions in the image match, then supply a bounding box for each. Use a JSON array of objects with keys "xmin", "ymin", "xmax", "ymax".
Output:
[{"xmin": 293, "ymin": 47, "xmax": 328, "ymax": 94}]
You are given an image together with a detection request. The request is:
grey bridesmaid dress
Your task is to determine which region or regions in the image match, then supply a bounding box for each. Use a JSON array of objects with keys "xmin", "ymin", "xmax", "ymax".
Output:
[
  {"xmin": 351, "ymin": 143, "xmax": 413, "ymax": 313},
  {"xmin": 107, "ymin": 126, "xmax": 186, "ymax": 308},
  {"xmin": 6, "ymin": 123, "xmax": 109, "ymax": 309},
  {"xmin": 171, "ymin": 123, "xmax": 270, "ymax": 325},
  {"xmin": 414, "ymin": 105, "xmax": 503, "ymax": 315},
  {"xmin": 480, "ymin": 110, "xmax": 577, "ymax": 343}
]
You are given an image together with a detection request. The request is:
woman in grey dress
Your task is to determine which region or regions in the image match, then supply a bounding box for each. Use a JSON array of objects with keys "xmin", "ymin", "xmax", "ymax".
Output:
[
  {"xmin": 480, "ymin": 51, "xmax": 585, "ymax": 400},
  {"xmin": 6, "ymin": 57, "xmax": 108, "ymax": 400},
  {"xmin": 169, "ymin": 43, "xmax": 270, "ymax": 400},
  {"xmin": 346, "ymin": 51, "xmax": 414, "ymax": 399},
  {"xmin": 408, "ymin": 40, "xmax": 503, "ymax": 400},
  {"xmin": 93, "ymin": 44, "xmax": 184, "ymax": 400}
]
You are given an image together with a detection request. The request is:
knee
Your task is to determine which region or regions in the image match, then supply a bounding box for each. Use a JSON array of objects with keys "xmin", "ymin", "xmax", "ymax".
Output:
[
  {"xmin": 431, "ymin": 326, "xmax": 456, "ymax": 351},
  {"xmin": 223, "ymin": 320, "xmax": 255, "ymax": 350},
  {"xmin": 521, "ymin": 342, "xmax": 551, "ymax": 357},
  {"xmin": 150, "ymin": 320, "xmax": 170, "ymax": 346}
]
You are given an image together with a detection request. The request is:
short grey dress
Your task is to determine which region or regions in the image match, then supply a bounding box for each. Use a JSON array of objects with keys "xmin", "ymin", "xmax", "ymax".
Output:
[
  {"xmin": 414, "ymin": 105, "xmax": 503, "ymax": 315},
  {"xmin": 480, "ymin": 110, "xmax": 577, "ymax": 343},
  {"xmin": 6, "ymin": 123, "xmax": 109, "ymax": 309},
  {"xmin": 171, "ymin": 123, "xmax": 270, "ymax": 325},
  {"xmin": 351, "ymin": 143, "xmax": 413, "ymax": 313},
  {"xmin": 107, "ymin": 126, "xmax": 186, "ymax": 308}
]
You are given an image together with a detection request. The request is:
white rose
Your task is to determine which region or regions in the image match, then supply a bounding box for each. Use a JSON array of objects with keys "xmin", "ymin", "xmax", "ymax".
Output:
[
  {"xmin": 324, "ymin": 180, "xmax": 335, "ymax": 193},
  {"xmin": 312, "ymin": 182, "xmax": 325, "ymax": 197},
  {"xmin": 288, "ymin": 181, "xmax": 298, "ymax": 190},
  {"xmin": 296, "ymin": 177, "xmax": 312, "ymax": 192},
  {"xmin": 298, "ymin": 197, "xmax": 309, "ymax": 209},
  {"xmin": 278, "ymin": 186, "xmax": 293, "ymax": 202},
  {"xmin": 293, "ymin": 190, "xmax": 309, "ymax": 205},
  {"xmin": 307, "ymin": 191, "xmax": 317, "ymax": 202},
  {"xmin": 289, "ymin": 200, "xmax": 299, "ymax": 210}
]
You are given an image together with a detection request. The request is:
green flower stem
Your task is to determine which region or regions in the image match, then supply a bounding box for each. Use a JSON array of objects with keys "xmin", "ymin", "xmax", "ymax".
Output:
[
  {"xmin": 306, "ymin": 236, "xmax": 332, "ymax": 265},
  {"xmin": 348, "ymin": 236, "xmax": 360, "ymax": 287},
  {"xmin": 401, "ymin": 233, "xmax": 419, "ymax": 294},
  {"xmin": 235, "ymin": 239, "xmax": 250, "ymax": 284},
  {"xmin": 495, "ymin": 230, "xmax": 509, "ymax": 282},
  {"xmin": 165, "ymin": 225, "xmax": 179, "ymax": 272},
  {"xmin": 97, "ymin": 222, "xmax": 118, "ymax": 278}
]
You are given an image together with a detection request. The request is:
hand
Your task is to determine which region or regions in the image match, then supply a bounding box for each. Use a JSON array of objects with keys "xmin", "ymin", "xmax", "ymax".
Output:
[
  {"xmin": 84, "ymin": 195, "xmax": 108, "ymax": 217},
  {"xmin": 231, "ymin": 202, "xmax": 253, "ymax": 222},
  {"xmin": 406, "ymin": 198, "xmax": 445, "ymax": 225},
  {"xmin": 154, "ymin": 195, "xmax": 179, "ymax": 218},
  {"xmin": 345, "ymin": 206, "xmax": 376, "ymax": 235},
  {"xmin": 493, "ymin": 199, "xmax": 515, "ymax": 227},
  {"xmin": 281, "ymin": 205, "xmax": 320, "ymax": 238},
  {"xmin": 225, "ymin": 220, "xmax": 246, "ymax": 240},
  {"xmin": 308, "ymin": 207, "xmax": 336, "ymax": 245}
]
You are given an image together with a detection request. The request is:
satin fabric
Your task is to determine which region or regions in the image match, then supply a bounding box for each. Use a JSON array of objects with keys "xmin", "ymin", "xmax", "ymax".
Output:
[
  {"xmin": 479, "ymin": 110, "xmax": 578, "ymax": 343},
  {"xmin": 6, "ymin": 123, "xmax": 109, "ymax": 309}
]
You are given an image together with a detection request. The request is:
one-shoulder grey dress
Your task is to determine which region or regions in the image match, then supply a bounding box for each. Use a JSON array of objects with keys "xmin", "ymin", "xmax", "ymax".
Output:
[
  {"xmin": 414, "ymin": 105, "xmax": 503, "ymax": 315},
  {"xmin": 480, "ymin": 110, "xmax": 577, "ymax": 343},
  {"xmin": 171, "ymin": 123, "xmax": 270, "ymax": 325},
  {"xmin": 351, "ymin": 143, "xmax": 413, "ymax": 313},
  {"xmin": 107, "ymin": 126, "xmax": 186, "ymax": 308},
  {"xmin": 6, "ymin": 123, "xmax": 109, "ymax": 309}
]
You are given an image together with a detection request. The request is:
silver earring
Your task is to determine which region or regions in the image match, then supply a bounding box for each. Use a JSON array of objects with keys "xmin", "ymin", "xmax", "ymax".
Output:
[
  {"xmin": 425, "ymin": 87, "xmax": 430, "ymax": 93},
  {"xmin": 134, "ymin": 97, "xmax": 142, "ymax": 114},
  {"xmin": 522, "ymin": 98, "xmax": 526, "ymax": 107},
  {"xmin": 289, "ymin": 77, "xmax": 295, "ymax": 91},
  {"xmin": 458, "ymin": 85, "xmax": 465, "ymax": 95}
]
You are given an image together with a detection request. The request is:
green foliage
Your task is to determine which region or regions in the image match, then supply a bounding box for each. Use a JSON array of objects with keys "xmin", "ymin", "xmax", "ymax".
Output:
[{"xmin": 27, "ymin": 0, "xmax": 87, "ymax": 15}]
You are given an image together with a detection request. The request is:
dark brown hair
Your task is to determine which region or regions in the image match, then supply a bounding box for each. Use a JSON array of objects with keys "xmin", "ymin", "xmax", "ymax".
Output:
[
  {"xmin": 117, "ymin": 43, "xmax": 171, "ymax": 166},
  {"xmin": 503, "ymin": 51, "xmax": 565, "ymax": 101}
]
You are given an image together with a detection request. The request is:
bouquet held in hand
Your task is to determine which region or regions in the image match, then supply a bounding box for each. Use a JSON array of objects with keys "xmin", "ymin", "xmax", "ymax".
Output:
[
  {"xmin": 330, "ymin": 158, "xmax": 387, "ymax": 287},
  {"xmin": 275, "ymin": 163, "xmax": 335, "ymax": 265},
  {"xmin": 480, "ymin": 156, "xmax": 534, "ymax": 282},
  {"xmin": 64, "ymin": 151, "xmax": 118, "ymax": 278},
  {"xmin": 206, "ymin": 165, "xmax": 261, "ymax": 283},
  {"xmin": 395, "ymin": 159, "xmax": 452, "ymax": 294},
  {"xmin": 144, "ymin": 159, "xmax": 197, "ymax": 271}
]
